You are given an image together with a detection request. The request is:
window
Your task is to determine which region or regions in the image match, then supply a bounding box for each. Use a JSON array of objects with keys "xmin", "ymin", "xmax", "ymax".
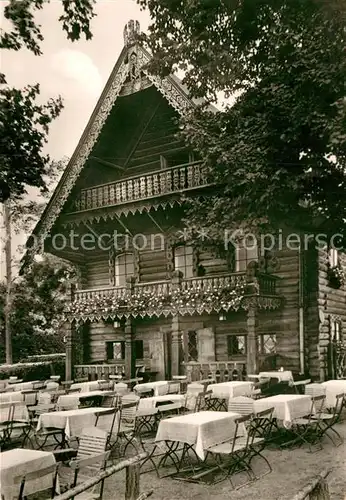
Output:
[
  {"xmin": 330, "ymin": 319, "xmax": 342, "ymax": 342},
  {"xmin": 329, "ymin": 248, "xmax": 338, "ymax": 268},
  {"xmin": 105, "ymin": 340, "xmax": 144, "ymax": 360},
  {"xmin": 235, "ymin": 238, "xmax": 259, "ymax": 272},
  {"xmin": 135, "ymin": 340, "xmax": 144, "ymax": 359},
  {"xmin": 258, "ymin": 334, "xmax": 277, "ymax": 354},
  {"xmin": 174, "ymin": 245, "xmax": 194, "ymax": 278},
  {"xmin": 227, "ymin": 335, "xmax": 246, "ymax": 356},
  {"xmin": 106, "ymin": 341, "xmax": 125, "ymax": 360},
  {"xmin": 182, "ymin": 331, "xmax": 198, "ymax": 362},
  {"xmin": 115, "ymin": 253, "xmax": 135, "ymax": 286}
]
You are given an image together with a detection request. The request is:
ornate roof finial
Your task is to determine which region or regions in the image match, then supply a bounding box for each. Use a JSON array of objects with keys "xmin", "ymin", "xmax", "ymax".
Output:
[{"xmin": 123, "ymin": 20, "xmax": 140, "ymax": 47}]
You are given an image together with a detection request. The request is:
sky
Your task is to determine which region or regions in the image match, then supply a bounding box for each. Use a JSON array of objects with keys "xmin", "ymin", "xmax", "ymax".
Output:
[{"xmin": 0, "ymin": 0, "xmax": 151, "ymax": 279}]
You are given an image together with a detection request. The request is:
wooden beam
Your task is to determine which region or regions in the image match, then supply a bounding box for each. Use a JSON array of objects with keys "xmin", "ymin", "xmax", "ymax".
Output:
[
  {"xmin": 147, "ymin": 212, "xmax": 164, "ymax": 233},
  {"xmin": 123, "ymin": 101, "xmax": 161, "ymax": 168},
  {"xmin": 90, "ymin": 156, "xmax": 125, "ymax": 171}
]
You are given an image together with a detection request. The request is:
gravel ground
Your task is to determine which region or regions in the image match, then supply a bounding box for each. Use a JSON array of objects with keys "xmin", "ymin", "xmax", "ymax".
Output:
[{"xmin": 97, "ymin": 420, "xmax": 346, "ymax": 500}]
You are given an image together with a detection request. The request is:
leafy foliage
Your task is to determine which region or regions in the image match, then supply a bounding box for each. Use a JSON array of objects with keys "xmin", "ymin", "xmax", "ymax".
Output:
[
  {"xmin": 0, "ymin": 0, "xmax": 96, "ymax": 202},
  {"xmin": 0, "ymin": 255, "xmax": 76, "ymax": 362},
  {"xmin": 140, "ymin": 0, "xmax": 346, "ymax": 245}
]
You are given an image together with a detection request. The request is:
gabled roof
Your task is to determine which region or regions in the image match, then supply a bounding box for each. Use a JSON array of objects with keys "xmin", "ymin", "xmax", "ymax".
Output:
[{"xmin": 23, "ymin": 20, "xmax": 212, "ymax": 266}]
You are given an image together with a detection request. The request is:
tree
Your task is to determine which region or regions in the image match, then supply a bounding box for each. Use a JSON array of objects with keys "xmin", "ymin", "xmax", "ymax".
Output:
[
  {"xmin": 0, "ymin": 0, "xmax": 96, "ymax": 202},
  {"xmin": 0, "ymin": 254, "xmax": 76, "ymax": 363},
  {"xmin": 140, "ymin": 0, "xmax": 346, "ymax": 247}
]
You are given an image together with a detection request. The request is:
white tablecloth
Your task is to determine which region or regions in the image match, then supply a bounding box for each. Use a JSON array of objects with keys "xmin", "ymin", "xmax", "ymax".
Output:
[
  {"xmin": 69, "ymin": 380, "xmax": 105, "ymax": 392},
  {"xmin": 36, "ymin": 407, "xmax": 111, "ymax": 439},
  {"xmin": 207, "ymin": 381, "xmax": 254, "ymax": 399},
  {"xmin": 57, "ymin": 390, "xmax": 110, "ymax": 409},
  {"xmin": 254, "ymin": 394, "xmax": 311, "ymax": 427},
  {"xmin": 6, "ymin": 381, "xmax": 39, "ymax": 392},
  {"xmin": 0, "ymin": 402, "xmax": 29, "ymax": 423},
  {"xmin": 259, "ymin": 371, "xmax": 293, "ymax": 382},
  {"xmin": 138, "ymin": 394, "xmax": 185, "ymax": 411},
  {"xmin": 0, "ymin": 391, "xmax": 24, "ymax": 404},
  {"xmin": 155, "ymin": 411, "xmax": 243, "ymax": 460},
  {"xmin": 134, "ymin": 381, "xmax": 168, "ymax": 396},
  {"xmin": 321, "ymin": 380, "xmax": 346, "ymax": 408},
  {"xmin": 0, "ymin": 448, "xmax": 58, "ymax": 500}
]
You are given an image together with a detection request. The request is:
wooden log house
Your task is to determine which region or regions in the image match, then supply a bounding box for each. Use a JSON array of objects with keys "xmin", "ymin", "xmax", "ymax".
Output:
[{"xmin": 24, "ymin": 21, "xmax": 346, "ymax": 383}]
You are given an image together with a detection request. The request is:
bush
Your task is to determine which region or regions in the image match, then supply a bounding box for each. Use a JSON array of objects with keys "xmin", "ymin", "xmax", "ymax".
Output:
[{"xmin": 0, "ymin": 358, "xmax": 65, "ymax": 381}]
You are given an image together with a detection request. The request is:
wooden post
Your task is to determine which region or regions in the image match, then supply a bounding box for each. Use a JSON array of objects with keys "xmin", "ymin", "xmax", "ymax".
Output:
[
  {"xmin": 171, "ymin": 315, "xmax": 181, "ymax": 376},
  {"xmin": 246, "ymin": 303, "xmax": 258, "ymax": 375},
  {"xmin": 125, "ymin": 318, "xmax": 136, "ymax": 379},
  {"xmin": 64, "ymin": 322, "xmax": 73, "ymax": 381},
  {"xmin": 125, "ymin": 463, "xmax": 140, "ymax": 500},
  {"xmin": 310, "ymin": 478, "xmax": 330, "ymax": 500}
]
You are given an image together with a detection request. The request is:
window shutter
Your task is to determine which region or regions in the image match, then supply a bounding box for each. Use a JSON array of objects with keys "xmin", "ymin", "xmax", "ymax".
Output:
[{"xmin": 196, "ymin": 327, "xmax": 215, "ymax": 362}]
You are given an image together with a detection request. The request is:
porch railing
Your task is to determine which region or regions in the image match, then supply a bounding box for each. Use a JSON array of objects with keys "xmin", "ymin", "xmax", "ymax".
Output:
[
  {"xmin": 183, "ymin": 361, "xmax": 246, "ymax": 383},
  {"xmin": 72, "ymin": 160, "xmax": 210, "ymax": 212},
  {"xmin": 74, "ymin": 363, "xmax": 126, "ymax": 380},
  {"xmin": 73, "ymin": 272, "xmax": 278, "ymax": 303}
]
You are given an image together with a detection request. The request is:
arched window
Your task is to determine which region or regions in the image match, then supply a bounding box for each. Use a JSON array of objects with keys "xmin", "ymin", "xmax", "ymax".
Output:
[
  {"xmin": 174, "ymin": 245, "xmax": 193, "ymax": 278},
  {"xmin": 115, "ymin": 253, "xmax": 134, "ymax": 287}
]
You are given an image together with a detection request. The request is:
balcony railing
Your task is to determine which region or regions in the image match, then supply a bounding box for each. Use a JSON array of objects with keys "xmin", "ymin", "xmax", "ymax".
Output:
[
  {"xmin": 67, "ymin": 272, "xmax": 280, "ymax": 321},
  {"xmin": 72, "ymin": 161, "xmax": 210, "ymax": 212}
]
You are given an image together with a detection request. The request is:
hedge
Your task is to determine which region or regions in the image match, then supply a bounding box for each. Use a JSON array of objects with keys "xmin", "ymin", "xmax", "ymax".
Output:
[{"xmin": 0, "ymin": 358, "xmax": 65, "ymax": 381}]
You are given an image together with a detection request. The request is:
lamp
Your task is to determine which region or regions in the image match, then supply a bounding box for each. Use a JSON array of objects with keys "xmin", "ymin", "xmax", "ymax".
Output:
[{"xmin": 219, "ymin": 312, "xmax": 227, "ymax": 321}]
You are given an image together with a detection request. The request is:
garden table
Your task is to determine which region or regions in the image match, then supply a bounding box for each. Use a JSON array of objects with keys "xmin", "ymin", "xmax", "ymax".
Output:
[
  {"xmin": 155, "ymin": 410, "xmax": 244, "ymax": 460},
  {"xmin": 69, "ymin": 380, "xmax": 106, "ymax": 392},
  {"xmin": 321, "ymin": 380, "xmax": 346, "ymax": 408},
  {"xmin": 36, "ymin": 406, "xmax": 111, "ymax": 439},
  {"xmin": 258, "ymin": 371, "xmax": 293, "ymax": 383},
  {"xmin": 0, "ymin": 448, "xmax": 58, "ymax": 500},
  {"xmin": 134, "ymin": 381, "xmax": 169, "ymax": 396},
  {"xmin": 0, "ymin": 391, "xmax": 24, "ymax": 404},
  {"xmin": 138, "ymin": 394, "xmax": 185, "ymax": 411},
  {"xmin": 5, "ymin": 381, "xmax": 39, "ymax": 392},
  {"xmin": 254, "ymin": 394, "xmax": 311, "ymax": 428},
  {"xmin": 207, "ymin": 381, "xmax": 254, "ymax": 399},
  {"xmin": 57, "ymin": 390, "xmax": 112, "ymax": 409}
]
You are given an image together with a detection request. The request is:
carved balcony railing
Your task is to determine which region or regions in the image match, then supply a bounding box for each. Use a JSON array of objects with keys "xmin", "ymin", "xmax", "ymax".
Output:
[
  {"xmin": 66, "ymin": 271, "xmax": 281, "ymax": 322},
  {"xmin": 72, "ymin": 161, "xmax": 210, "ymax": 212},
  {"xmin": 183, "ymin": 361, "xmax": 247, "ymax": 383}
]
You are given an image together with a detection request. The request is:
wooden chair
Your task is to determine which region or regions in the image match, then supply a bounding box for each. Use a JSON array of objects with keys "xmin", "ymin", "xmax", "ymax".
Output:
[
  {"xmin": 228, "ymin": 396, "xmax": 255, "ymax": 415},
  {"xmin": 69, "ymin": 451, "xmax": 110, "ymax": 499},
  {"xmin": 167, "ymin": 381, "xmax": 180, "ymax": 394},
  {"xmin": 13, "ymin": 462, "xmax": 61, "ymax": 499},
  {"xmin": 53, "ymin": 426, "xmax": 108, "ymax": 463},
  {"xmin": 118, "ymin": 396, "xmax": 140, "ymax": 455},
  {"xmin": 1, "ymin": 402, "xmax": 33, "ymax": 449},
  {"xmin": 33, "ymin": 403, "xmax": 67, "ymax": 450},
  {"xmin": 206, "ymin": 414, "xmax": 257, "ymax": 487},
  {"xmin": 312, "ymin": 393, "xmax": 344, "ymax": 446},
  {"xmin": 100, "ymin": 393, "xmax": 120, "ymax": 408},
  {"xmin": 95, "ymin": 409, "xmax": 120, "ymax": 451}
]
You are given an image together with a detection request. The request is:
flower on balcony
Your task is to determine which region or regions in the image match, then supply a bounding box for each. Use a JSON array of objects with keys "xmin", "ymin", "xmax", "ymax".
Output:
[
  {"xmin": 327, "ymin": 264, "xmax": 345, "ymax": 289},
  {"xmin": 65, "ymin": 281, "xmax": 246, "ymax": 321}
]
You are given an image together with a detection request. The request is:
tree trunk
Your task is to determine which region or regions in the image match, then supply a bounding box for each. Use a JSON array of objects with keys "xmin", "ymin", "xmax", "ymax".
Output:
[{"xmin": 3, "ymin": 199, "xmax": 12, "ymax": 364}]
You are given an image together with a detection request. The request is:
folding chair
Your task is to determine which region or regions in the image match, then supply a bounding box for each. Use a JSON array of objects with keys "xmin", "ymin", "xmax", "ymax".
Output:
[
  {"xmin": 228, "ymin": 396, "xmax": 255, "ymax": 415},
  {"xmin": 167, "ymin": 381, "xmax": 181, "ymax": 394},
  {"xmin": 247, "ymin": 407, "xmax": 274, "ymax": 478},
  {"xmin": 182, "ymin": 391, "xmax": 205, "ymax": 414},
  {"xmin": 69, "ymin": 451, "xmax": 110, "ymax": 499},
  {"xmin": 100, "ymin": 393, "xmax": 120, "ymax": 408},
  {"xmin": 118, "ymin": 396, "xmax": 140, "ymax": 455},
  {"xmin": 288, "ymin": 395, "xmax": 325, "ymax": 452},
  {"xmin": 98, "ymin": 381, "xmax": 113, "ymax": 391},
  {"xmin": 13, "ymin": 462, "xmax": 61, "ymax": 499},
  {"xmin": 95, "ymin": 408, "xmax": 120, "ymax": 451},
  {"xmin": 22, "ymin": 390, "xmax": 38, "ymax": 407},
  {"xmin": 206, "ymin": 414, "xmax": 256, "ymax": 487},
  {"xmin": 53, "ymin": 426, "xmax": 108, "ymax": 463},
  {"xmin": 2, "ymin": 402, "xmax": 33, "ymax": 449},
  {"xmin": 312, "ymin": 393, "xmax": 344, "ymax": 446},
  {"xmin": 33, "ymin": 403, "xmax": 67, "ymax": 450}
]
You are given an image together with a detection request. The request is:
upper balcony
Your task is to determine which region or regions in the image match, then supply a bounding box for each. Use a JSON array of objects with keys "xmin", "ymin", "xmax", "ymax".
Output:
[
  {"xmin": 65, "ymin": 271, "xmax": 282, "ymax": 322},
  {"xmin": 69, "ymin": 161, "xmax": 211, "ymax": 213}
]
